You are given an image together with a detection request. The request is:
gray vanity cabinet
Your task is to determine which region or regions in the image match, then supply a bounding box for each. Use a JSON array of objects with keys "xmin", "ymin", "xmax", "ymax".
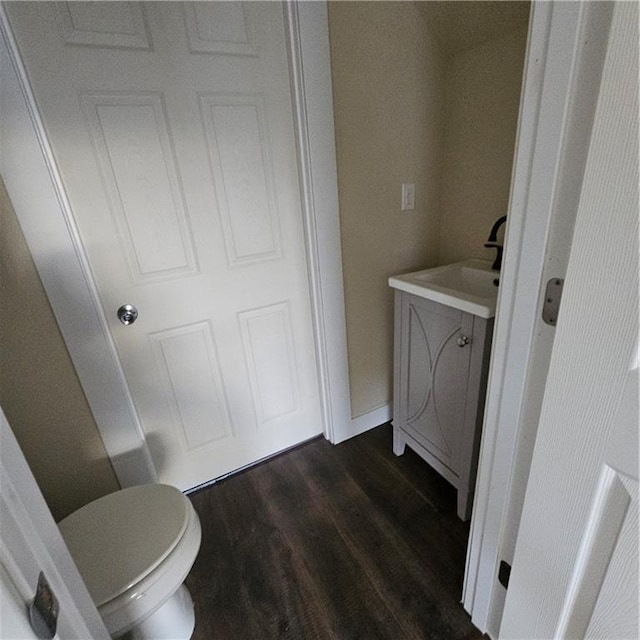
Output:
[{"xmin": 392, "ymin": 290, "xmax": 493, "ymax": 520}]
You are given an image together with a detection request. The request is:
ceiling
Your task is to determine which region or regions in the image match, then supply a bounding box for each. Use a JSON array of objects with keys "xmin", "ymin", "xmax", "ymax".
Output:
[{"xmin": 417, "ymin": 1, "xmax": 531, "ymax": 57}]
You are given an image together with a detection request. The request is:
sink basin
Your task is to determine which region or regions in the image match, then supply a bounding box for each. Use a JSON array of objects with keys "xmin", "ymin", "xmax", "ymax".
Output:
[{"xmin": 388, "ymin": 259, "xmax": 499, "ymax": 318}]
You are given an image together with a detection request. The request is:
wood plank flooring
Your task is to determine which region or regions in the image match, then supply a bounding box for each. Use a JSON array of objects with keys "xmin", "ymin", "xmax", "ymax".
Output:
[{"xmin": 186, "ymin": 423, "xmax": 482, "ymax": 640}]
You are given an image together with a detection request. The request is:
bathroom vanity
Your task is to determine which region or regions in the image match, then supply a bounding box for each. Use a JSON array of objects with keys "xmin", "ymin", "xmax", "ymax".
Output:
[{"xmin": 389, "ymin": 260, "xmax": 497, "ymax": 520}]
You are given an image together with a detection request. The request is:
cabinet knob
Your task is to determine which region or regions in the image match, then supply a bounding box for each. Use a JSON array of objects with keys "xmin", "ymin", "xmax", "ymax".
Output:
[{"xmin": 457, "ymin": 335, "xmax": 471, "ymax": 348}]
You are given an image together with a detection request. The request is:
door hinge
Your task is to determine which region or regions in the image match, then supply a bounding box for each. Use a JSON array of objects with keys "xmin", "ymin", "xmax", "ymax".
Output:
[
  {"xmin": 498, "ymin": 560, "xmax": 512, "ymax": 590},
  {"xmin": 542, "ymin": 278, "xmax": 564, "ymax": 326}
]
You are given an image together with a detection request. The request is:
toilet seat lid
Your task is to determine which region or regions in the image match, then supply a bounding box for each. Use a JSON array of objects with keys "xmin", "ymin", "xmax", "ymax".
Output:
[{"xmin": 58, "ymin": 484, "xmax": 190, "ymax": 607}]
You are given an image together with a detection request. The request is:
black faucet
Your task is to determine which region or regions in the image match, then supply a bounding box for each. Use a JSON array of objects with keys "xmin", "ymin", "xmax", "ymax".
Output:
[{"xmin": 484, "ymin": 215, "xmax": 507, "ymax": 271}]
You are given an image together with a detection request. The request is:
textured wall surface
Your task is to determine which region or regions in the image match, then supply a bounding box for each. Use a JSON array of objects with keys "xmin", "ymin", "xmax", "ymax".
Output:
[
  {"xmin": 438, "ymin": 27, "xmax": 528, "ymax": 266},
  {"xmin": 328, "ymin": 1, "xmax": 444, "ymax": 418},
  {"xmin": 329, "ymin": 4, "xmax": 527, "ymax": 418},
  {"xmin": 0, "ymin": 177, "xmax": 119, "ymax": 520}
]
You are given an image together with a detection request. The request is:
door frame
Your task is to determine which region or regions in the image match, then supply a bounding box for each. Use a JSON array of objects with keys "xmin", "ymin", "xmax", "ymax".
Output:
[
  {"xmin": 0, "ymin": 407, "xmax": 110, "ymax": 638},
  {"xmin": 0, "ymin": 1, "xmax": 352, "ymax": 489},
  {"xmin": 462, "ymin": 1, "xmax": 614, "ymax": 636}
]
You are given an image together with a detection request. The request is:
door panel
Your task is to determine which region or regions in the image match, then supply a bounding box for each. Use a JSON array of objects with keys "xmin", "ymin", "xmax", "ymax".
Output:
[
  {"xmin": 239, "ymin": 302, "xmax": 300, "ymax": 424},
  {"xmin": 7, "ymin": 1, "xmax": 322, "ymax": 490},
  {"xmin": 199, "ymin": 93, "xmax": 282, "ymax": 265},
  {"xmin": 149, "ymin": 321, "xmax": 233, "ymax": 450},
  {"xmin": 499, "ymin": 3, "xmax": 638, "ymax": 636},
  {"xmin": 56, "ymin": 1, "xmax": 151, "ymax": 50},
  {"xmin": 554, "ymin": 368, "xmax": 639, "ymax": 639},
  {"xmin": 82, "ymin": 92, "xmax": 199, "ymax": 281},
  {"xmin": 183, "ymin": 2, "xmax": 257, "ymax": 57},
  {"xmin": 584, "ymin": 470, "xmax": 638, "ymax": 639}
]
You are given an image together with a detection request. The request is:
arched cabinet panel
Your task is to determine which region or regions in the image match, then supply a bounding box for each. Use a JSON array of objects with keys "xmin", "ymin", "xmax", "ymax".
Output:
[{"xmin": 392, "ymin": 291, "xmax": 493, "ymax": 520}]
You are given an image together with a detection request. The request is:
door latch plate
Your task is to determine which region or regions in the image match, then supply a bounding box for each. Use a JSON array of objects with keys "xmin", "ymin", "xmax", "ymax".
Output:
[
  {"xmin": 542, "ymin": 278, "xmax": 564, "ymax": 326},
  {"xmin": 29, "ymin": 571, "xmax": 59, "ymax": 640}
]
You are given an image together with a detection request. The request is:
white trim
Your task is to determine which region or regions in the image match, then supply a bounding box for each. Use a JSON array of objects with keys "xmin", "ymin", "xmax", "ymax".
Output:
[
  {"xmin": 0, "ymin": 8, "xmax": 156, "ymax": 488},
  {"xmin": 284, "ymin": 1, "xmax": 353, "ymax": 444},
  {"xmin": 1, "ymin": 2, "xmax": 353, "ymax": 486},
  {"xmin": 462, "ymin": 2, "xmax": 614, "ymax": 636},
  {"xmin": 0, "ymin": 408, "xmax": 110, "ymax": 638},
  {"xmin": 350, "ymin": 404, "xmax": 392, "ymax": 439}
]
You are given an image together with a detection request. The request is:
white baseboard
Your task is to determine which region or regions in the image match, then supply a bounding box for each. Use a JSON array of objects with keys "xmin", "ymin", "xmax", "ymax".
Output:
[{"xmin": 334, "ymin": 403, "xmax": 391, "ymax": 444}]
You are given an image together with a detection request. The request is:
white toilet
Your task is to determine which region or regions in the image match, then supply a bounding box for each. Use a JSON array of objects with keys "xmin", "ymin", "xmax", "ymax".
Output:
[{"xmin": 58, "ymin": 484, "xmax": 202, "ymax": 639}]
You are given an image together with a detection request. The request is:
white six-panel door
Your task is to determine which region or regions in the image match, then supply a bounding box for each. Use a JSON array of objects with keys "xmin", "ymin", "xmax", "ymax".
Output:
[{"xmin": 6, "ymin": 1, "xmax": 323, "ymax": 490}]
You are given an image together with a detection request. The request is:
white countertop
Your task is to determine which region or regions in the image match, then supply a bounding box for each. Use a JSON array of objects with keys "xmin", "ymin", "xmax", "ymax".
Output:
[{"xmin": 388, "ymin": 259, "xmax": 499, "ymax": 318}]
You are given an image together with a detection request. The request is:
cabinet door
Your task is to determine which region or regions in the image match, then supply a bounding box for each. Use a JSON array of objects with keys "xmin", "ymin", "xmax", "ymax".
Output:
[{"xmin": 399, "ymin": 295, "xmax": 472, "ymax": 475}]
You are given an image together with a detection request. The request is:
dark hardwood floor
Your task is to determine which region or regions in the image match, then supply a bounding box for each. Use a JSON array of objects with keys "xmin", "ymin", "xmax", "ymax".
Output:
[{"xmin": 186, "ymin": 423, "xmax": 482, "ymax": 640}]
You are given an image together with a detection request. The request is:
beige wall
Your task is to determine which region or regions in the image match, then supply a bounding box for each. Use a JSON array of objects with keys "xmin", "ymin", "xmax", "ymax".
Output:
[
  {"xmin": 438, "ymin": 26, "xmax": 528, "ymax": 264},
  {"xmin": 328, "ymin": 2, "xmax": 444, "ymax": 418},
  {"xmin": 0, "ymin": 177, "xmax": 120, "ymax": 521}
]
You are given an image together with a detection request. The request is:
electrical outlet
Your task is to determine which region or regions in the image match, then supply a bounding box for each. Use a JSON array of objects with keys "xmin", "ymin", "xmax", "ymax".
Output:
[{"xmin": 401, "ymin": 183, "xmax": 415, "ymax": 211}]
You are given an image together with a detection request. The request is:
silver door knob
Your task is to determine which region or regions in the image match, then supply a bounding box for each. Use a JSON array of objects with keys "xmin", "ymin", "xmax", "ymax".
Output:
[
  {"xmin": 117, "ymin": 304, "xmax": 138, "ymax": 326},
  {"xmin": 457, "ymin": 335, "xmax": 470, "ymax": 348}
]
